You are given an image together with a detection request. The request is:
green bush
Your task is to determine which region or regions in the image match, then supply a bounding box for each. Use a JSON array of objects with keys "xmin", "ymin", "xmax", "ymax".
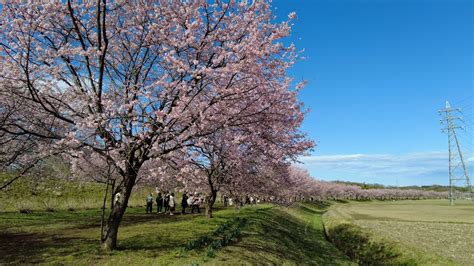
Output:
[
  {"xmin": 205, "ymin": 247, "xmax": 215, "ymax": 258},
  {"xmin": 182, "ymin": 216, "xmax": 247, "ymax": 260}
]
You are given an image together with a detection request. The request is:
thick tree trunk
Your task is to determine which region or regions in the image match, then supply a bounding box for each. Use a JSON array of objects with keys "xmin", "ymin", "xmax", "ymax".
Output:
[
  {"xmin": 101, "ymin": 170, "xmax": 137, "ymax": 251},
  {"xmin": 205, "ymin": 189, "xmax": 217, "ymax": 218}
]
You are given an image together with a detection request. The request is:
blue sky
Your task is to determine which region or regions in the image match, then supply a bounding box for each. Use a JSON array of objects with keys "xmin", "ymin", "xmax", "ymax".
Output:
[{"xmin": 272, "ymin": 0, "xmax": 473, "ymax": 186}]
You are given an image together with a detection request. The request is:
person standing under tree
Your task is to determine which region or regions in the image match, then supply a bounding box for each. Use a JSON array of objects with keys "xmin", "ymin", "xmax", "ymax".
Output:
[
  {"xmin": 187, "ymin": 194, "xmax": 194, "ymax": 209},
  {"xmin": 164, "ymin": 192, "xmax": 170, "ymax": 213},
  {"xmin": 191, "ymin": 193, "xmax": 201, "ymax": 214},
  {"xmin": 169, "ymin": 193, "xmax": 176, "ymax": 216},
  {"xmin": 181, "ymin": 192, "xmax": 188, "ymax": 214},
  {"xmin": 114, "ymin": 192, "xmax": 121, "ymax": 207},
  {"xmin": 146, "ymin": 193, "xmax": 153, "ymax": 214},
  {"xmin": 156, "ymin": 192, "xmax": 163, "ymax": 214},
  {"xmin": 223, "ymin": 194, "xmax": 228, "ymax": 207}
]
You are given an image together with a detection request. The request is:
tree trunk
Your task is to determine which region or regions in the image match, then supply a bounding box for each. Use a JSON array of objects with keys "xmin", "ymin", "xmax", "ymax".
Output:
[
  {"xmin": 205, "ymin": 189, "xmax": 217, "ymax": 218},
  {"xmin": 110, "ymin": 179, "xmax": 116, "ymax": 210},
  {"xmin": 100, "ymin": 178, "xmax": 111, "ymax": 242},
  {"xmin": 101, "ymin": 171, "xmax": 136, "ymax": 251}
]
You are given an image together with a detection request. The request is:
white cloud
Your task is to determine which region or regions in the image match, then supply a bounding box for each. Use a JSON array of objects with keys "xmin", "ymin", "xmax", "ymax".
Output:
[{"xmin": 296, "ymin": 151, "xmax": 472, "ymax": 186}]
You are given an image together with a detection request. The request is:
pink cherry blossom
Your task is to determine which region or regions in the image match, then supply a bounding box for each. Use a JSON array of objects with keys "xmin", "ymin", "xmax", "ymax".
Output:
[{"xmin": 0, "ymin": 1, "xmax": 311, "ymax": 250}]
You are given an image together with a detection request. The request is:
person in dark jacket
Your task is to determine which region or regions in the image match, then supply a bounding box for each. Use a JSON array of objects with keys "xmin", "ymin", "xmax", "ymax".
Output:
[
  {"xmin": 156, "ymin": 192, "xmax": 163, "ymax": 214},
  {"xmin": 245, "ymin": 195, "xmax": 250, "ymax": 205},
  {"xmin": 146, "ymin": 193, "xmax": 153, "ymax": 214},
  {"xmin": 223, "ymin": 194, "xmax": 229, "ymax": 207},
  {"xmin": 181, "ymin": 192, "xmax": 188, "ymax": 214}
]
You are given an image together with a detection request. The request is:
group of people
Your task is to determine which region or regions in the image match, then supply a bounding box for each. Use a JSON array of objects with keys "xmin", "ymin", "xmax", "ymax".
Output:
[
  {"xmin": 223, "ymin": 194, "xmax": 260, "ymax": 207},
  {"xmin": 146, "ymin": 191, "xmax": 203, "ymax": 215}
]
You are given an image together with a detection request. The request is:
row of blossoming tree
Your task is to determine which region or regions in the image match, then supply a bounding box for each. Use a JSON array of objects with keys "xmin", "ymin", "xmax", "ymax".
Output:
[
  {"xmin": 284, "ymin": 166, "xmax": 447, "ymax": 202},
  {"xmin": 0, "ymin": 1, "xmax": 446, "ymax": 251},
  {"xmin": 0, "ymin": 1, "xmax": 312, "ymax": 250}
]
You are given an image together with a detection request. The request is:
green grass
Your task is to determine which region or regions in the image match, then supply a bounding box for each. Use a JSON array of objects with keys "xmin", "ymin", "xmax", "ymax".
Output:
[
  {"xmin": 324, "ymin": 200, "xmax": 474, "ymax": 265},
  {"xmin": 0, "ymin": 176, "xmax": 155, "ymax": 212},
  {"xmin": 0, "ymin": 202, "xmax": 353, "ymax": 265},
  {"xmin": 338, "ymin": 199, "xmax": 474, "ymax": 224},
  {"xmin": 210, "ymin": 202, "xmax": 353, "ymax": 265}
]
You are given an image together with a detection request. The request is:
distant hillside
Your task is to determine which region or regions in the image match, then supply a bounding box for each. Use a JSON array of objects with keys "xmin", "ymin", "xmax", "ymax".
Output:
[{"xmin": 331, "ymin": 180, "xmax": 470, "ymax": 192}]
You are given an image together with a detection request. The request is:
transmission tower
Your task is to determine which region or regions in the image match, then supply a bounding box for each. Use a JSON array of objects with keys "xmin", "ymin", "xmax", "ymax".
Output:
[{"xmin": 439, "ymin": 101, "xmax": 473, "ymax": 205}]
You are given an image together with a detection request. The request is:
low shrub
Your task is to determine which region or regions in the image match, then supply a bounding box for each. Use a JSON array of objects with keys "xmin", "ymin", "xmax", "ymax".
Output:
[
  {"xmin": 185, "ymin": 235, "xmax": 212, "ymax": 250},
  {"xmin": 42, "ymin": 198, "xmax": 58, "ymax": 212},
  {"xmin": 19, "ymin": 208, "xmax": 32, "ymax": 214},
  {"xmin": 45, "ymin": 207, "xmax": 56, "ymax": 212},
  {"xmin": 15, "ymin": 201, "xmax": 34, "ymax": 214},
  {"xmin": 183, "ymin": 216, "xmax": 247, "ymax": 260},
  {"xmin": 204, "ymin": 247, "xmax": 215, "ymax": 259}
]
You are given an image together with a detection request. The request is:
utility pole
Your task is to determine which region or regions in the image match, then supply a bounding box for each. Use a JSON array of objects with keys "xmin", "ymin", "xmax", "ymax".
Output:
[{"xmin": 439, "ymin": 101, "xmax": 473, "ymax": 205}]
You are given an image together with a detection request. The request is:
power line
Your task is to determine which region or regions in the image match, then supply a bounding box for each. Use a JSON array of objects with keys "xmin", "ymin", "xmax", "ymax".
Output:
[{"xmin": 453, "ymin": 95, "xmax": 473, "ymax": 107}]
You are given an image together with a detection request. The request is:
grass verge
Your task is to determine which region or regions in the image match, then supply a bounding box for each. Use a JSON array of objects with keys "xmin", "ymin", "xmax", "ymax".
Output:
[{"xmin": 0, "ymin": 202, "xmax": 353, "ymax": 265}]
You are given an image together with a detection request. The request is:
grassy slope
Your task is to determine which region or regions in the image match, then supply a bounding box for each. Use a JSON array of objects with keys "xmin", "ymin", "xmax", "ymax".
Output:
[
  {"xmin": 0, "ymin": 202, "xmax": 353, "ymax": 265},
  {"xmin": 211, "ymin": 202, "xmax": 353, "ymax": 265},
  {"xmin": 325, "ymin": 200, "xmax": 474, "ymax": 265},
  {"xmin": 0, "ymin": 176, "xmax": 154, "ymax": 212}
]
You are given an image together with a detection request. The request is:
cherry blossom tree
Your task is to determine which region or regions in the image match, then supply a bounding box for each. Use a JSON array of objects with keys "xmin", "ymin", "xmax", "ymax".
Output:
[
  {"xmin": 181, "ymin": 101, "xmax": 312, "ymax": 218},
  {"xmin": 286, "ymin": 166, "xmax": 448, "ymax": 202},
  {"xmin": 0, "ymin": 1, "xmax": 310, "ymax": 250}
]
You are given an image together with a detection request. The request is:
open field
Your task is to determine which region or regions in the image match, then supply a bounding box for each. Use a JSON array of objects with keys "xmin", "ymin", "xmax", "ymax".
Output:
[
  {"xmin": 2, "ymin": 176, "xmax": 469, "ymax": 265},
  {"xmin": 327, "ymin": 200, "xmax": 474, "ymax": 265},
  {"xmin": 0, "ymin": 202, "xmax": 353, "ymax": 265}
]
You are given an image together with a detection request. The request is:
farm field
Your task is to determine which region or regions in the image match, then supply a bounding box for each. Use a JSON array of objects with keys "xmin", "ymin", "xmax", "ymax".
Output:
[
  {"xmin": 330, "ymin": 200, "xmax": 474, "ymax": 265},
  {"xmin": 0, "ymin": 202, "xmax": 353, "ymax": 265}
]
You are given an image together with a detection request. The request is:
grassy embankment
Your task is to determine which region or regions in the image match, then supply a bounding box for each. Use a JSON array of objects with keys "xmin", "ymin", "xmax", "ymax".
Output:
[
  {"xmin": 323, "ymin": 200, "xmax": 474, "ymax": 265},
  {"xmin": 0, "ymin": 174, "xmax": 154, "ymax": 212},
  {"xmin": 0, "ymin": 199, "xmax": 353, "ymax": 265}
]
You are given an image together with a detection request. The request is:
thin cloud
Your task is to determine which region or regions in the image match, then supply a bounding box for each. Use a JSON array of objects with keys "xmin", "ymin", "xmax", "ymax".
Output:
[{"xmin": 297, "ymin": 151, "xmax": 472, "ymax": 185}]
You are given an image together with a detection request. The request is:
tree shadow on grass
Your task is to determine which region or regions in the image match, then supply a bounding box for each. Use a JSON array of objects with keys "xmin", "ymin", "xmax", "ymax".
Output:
[
  {"xmin": 216, "ymin": 206, "xmax": 351, "ymax": 265},
  {"xmin": 71, "ymin": 211, "xmax": 204, "ymax": 230},
  {"xmin": 0, "ymin": 231, "xmax": 99, "ymax": 264},
  {"xmin": 121, "ymin": 211, "xmax": 204, "ymax": 225},
  {"xmin": 0, "ymin": 208, "xmax": 205, "ymax": 232},
  {"xmin": 0, "ymin": 204, "xmax": 349, "ymax": 265},
  {"xmin": 0, "ymin": 209, "xmax": 211, "ymax": 263},
  {"xmin": 115, "ymin": 213, "xmax": 227, "ymax": 257}
]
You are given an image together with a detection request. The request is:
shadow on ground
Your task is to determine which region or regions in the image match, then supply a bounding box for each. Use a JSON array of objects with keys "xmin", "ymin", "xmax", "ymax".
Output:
[
  {"xmin": 0, "ymin": 203, "xmax": 351, "ymax": 265},
  {"xmin": 0, "ymin": 209, "xmax": 207, "ymax": 264},
  {"xmin": 0, "ymin": 231, "xmax": 97, "ymax": 264},
  {"xmin": 213, "ymin": 203, "xmax": 352, "ymax": 265}
]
